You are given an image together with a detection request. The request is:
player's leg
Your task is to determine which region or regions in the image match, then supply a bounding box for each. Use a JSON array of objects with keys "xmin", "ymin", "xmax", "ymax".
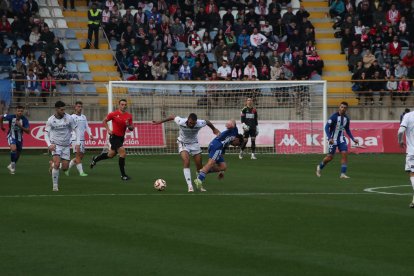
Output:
[
  {"xmin": 73, "ymin": 142, "xmax": 87, "ymax": 176},
  {"xmin": 239, "ymin": 132, "xmax": 249, "ymax": 159},
  {"xmin": 118, "ymin": 146, "xmax": 129, "ymax": 180},
  {"xmin": 250, "ymin": 134, "xmax": 257, "ymax": 159},
  {"xmin": 67, "ymin": 143, "xmax": 76, "ymax": 175},
  {"xmin": 180, "ymin": 150, "xmax": 193, "ymax": 192},
  {"xmin": 405, "ymin": 155, "xmax": 414, "ymax": 208},
  {"xmin": 91, "ymin": 136, "xmax": 117, "ymax": 168},
  {"xmin": 316, "ymin": 144, "xmax": 336, "ymax": 177},
  {"xmin": 51, "ymin": 147, "xmax": 62, "ymax": 191},
  {"xmin": 208, "ymin": 161, "xmax": 227, "ymax": 180},
  {"xmin": 339, "ymin": 143, "xmax": 350, "ymax": 178},
  {"xmin": 8, "ymin": 142, "xmax": 17, "ymax": 174},
  {"xmin": 194, "ymin": 158, "xmax": 216, "ymax": 191}
]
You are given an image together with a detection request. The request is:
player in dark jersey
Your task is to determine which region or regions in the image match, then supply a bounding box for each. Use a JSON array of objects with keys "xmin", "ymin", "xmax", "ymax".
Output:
[
  {"xmin": 194, "ymin": 119, "xmax": 244, "ymax": 191},
  {"xmin": 0, "ymin": 106, "xmax": 30, "ymax": 174},
  {"xmin": 239, "ymin": 97, "xmax": 258, "ymax": 160},
  {"xmin": 90, "ymin": 99, "xmax": 134, "ymax": 180}
]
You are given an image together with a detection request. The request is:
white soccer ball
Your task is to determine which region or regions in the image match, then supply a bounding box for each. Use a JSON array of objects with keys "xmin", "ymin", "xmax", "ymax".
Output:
[{"xmin": 154, "ymin": 179, "xmax": 167, "ymax": 191}]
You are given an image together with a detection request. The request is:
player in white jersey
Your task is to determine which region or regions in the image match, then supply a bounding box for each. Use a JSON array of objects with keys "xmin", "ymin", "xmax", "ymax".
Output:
[
  {"xmin": 153, "ymin": 113, "xmax": 219, "ymax": 192},
  {"xmin": 398, "ymin": 110, "xmax": 414, "ymax": 208},
  {"xmin": 45, "ymin": 101, "xmax": 80, "ymax": 192},
  {"xmin": 66, "ymin": 101, "xmax": 94, "ymax": 177}
]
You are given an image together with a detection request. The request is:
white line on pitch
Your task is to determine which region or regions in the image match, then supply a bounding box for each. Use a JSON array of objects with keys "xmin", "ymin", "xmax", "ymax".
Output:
[
  {"xmin": 363, "ymin": 185, "xmax": 411, "ymax": 196},
  {"xmin": 0, "ymin": 192, "xmax": 378, "ymax": 198}
]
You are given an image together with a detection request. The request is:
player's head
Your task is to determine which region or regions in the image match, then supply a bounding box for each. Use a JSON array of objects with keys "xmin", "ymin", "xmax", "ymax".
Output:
[
  {"xmin": 338, "ymin": 101, "xmax": 348, "ymax": 115},
  {"xmin": 232, "ymin": 134, "xmax": 244, "ymax": 147},
  {"xmin": 75, "ymin": 101, "xmax": 83, "ymax": 114},
  {"xmin": 187, "ymin": 113, "xmax": 198, "ymax": 128},
  {"xmin": 55, "ymin": 101, "xmax": 66, "ymax": 117},
  {"xmin": 225, "ymin": 119, "xmax": 236, "ymax": 129},
  {"xmin": 16, "ymin": 105, "xmax": 24, "ymax": 117},
  {"xmin": 405, "ymin": 108, "xmax": 410, "ymax": 113},
  {"xmin": 118, "ymin": 99, "xmax": 127, "ymax": 112},
  {"xmin": 246, "ymin": 97, "xmax": 253, "ymax": 107}
]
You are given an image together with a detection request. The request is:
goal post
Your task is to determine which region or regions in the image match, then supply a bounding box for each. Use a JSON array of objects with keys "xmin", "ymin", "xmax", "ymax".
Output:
[{"xmin": 108, "ymin": 80, "xmax": 328, "ymax": 155}]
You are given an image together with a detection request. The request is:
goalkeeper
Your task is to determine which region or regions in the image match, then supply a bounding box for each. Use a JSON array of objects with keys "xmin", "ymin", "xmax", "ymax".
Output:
[{"xmin": 239, "ymin": 97, "xmax": 259, "ymax": 160}]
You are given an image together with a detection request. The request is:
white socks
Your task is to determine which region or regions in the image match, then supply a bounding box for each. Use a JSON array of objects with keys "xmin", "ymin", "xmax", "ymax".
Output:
[
  {"xmin": 410, "ymin": 176, "xmax": 414, "ymax": 202},
  {"xmin": 76, "ymin": 163, "xmax": 84, "ymax": 174},
  {"xmin": 11, "ymin": 162, "xmax": 15, "ymax": 170},
  {"xmin": 52, "ymin": 168, "xmax": 59, "ymax": 186},
  {"xmin": 183, "ymin": 168, "xmax": 192, "ymax": 187},
  {"xmin": 69, "ymin": 159, "xmax": 76, "ymax": 169}
]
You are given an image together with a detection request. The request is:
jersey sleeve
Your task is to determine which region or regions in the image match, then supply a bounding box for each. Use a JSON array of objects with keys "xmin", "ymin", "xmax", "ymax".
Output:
[
  {"xmin": 44, "ymin": 117, "xmax": 52, "ymax": 146},
  {"xmin": 240, "ymin": 108, "xmax": 246, "ymax": 123},
  {"xmin": 106, "ymin": 112, "xmax": 115, "ymax": 122},
  {"xmin": 254, "ymin": 108, "xmax": 258, "ymax": 126},
  {"xmin": 2, "ymin": 114, "xmax": 12, "ymax": 121},
  {"xmin": 197, "ymin": 119, "xmax": 207, "ymax": 128},
  {"xmin": 22, "ymin": 117, "xmax": 29, "ymax": 128},
  {"xmin": 401, "ymin": 114, "xmax": 409, "ymax": 128},
  {"xmin": 127, "ymin": 113, "xmax": 133, "ymax": 126},
  {"xmin": 174, "ymin": 116, "xmax": 184, "ymax": 125}
]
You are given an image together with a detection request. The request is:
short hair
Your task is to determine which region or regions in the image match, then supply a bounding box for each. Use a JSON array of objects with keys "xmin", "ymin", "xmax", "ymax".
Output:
[
  {"xmin": 16, "ymin": 105, "xmax": 24, "ymax": 110},
  {"xmin": 75, "ymin": 100, "xmax": 83, "ymax": 105},
  {"xmin": 55, "ymin": 100, "xmax": 65, "ymax": 108},
  {"xmin": 340, "ymin": 101, "xmax": 349, "ymax": 107},
  {"xmin": 405, "ymin": 108, "xmax": 410, "ymax": 113},
  {"xmin": 188, "ymin": 113, "xmax": 198, "ymax": 121},
  {"xmin": 119, "ymin": 99, "xmax": 127, "ymax": 104}
]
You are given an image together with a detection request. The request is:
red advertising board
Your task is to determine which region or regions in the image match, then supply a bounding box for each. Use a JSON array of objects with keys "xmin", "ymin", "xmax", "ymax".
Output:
[
  {"xmin": 275, "ymin": 128, "xmax": 385, "ymax": 154},
  {"xmin": 0, "ymin": 122, "xmax": 165, "ymax": 149}
]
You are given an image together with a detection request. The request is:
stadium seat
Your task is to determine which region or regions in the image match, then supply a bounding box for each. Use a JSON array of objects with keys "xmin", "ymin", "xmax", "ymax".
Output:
[
  {"xmin": 219, "ymin": 10, "xmax": 226, "ymax": 19},
  {"xmin": 166, "ymin": 74, "xmax": 177, "ymax": 81},
  {"xmin": 52, "ymin": 8, "xmax": 63, "ymax": 17},
  {"xmin": 68, "ymin": 41, "xmax": 81, "ymax": 50},
  {"xmin": 63, "ymin": 52, "xmax": 71, "ymax": 61},
  {"xmin": 38, "ymin": 0, "xmax": 47, "ymax": 6},
  {"xmin": 209, "ymin": 30, "xmax": 217, "ymax": 39},
  {"xmin": 81, "ymin": 73, "xmax": 93, "ymax": 81},
  {"xmin": 39, "ymin": 8, "xmax": 51, "ymax": 17},
  {"xmin": 85, "ymin": 85, "xmax": 97, "ymax": 94},
  {"xmin": 181, "ymin": 85, "xmax": 193, "ymax": 95},
  {"xmin": 72, "ymin": 51, "xmax": 85, "ymax": 62},
  {"xmin": 57, "ymin": 84, "xmax": 70, "ymax": 93},
  {"xmin": 260, "ymin": 87, "xmax": 272, "ymax": 96},
  {"xmin": 4, "ymin": 38, "xmax": 12, "ymax": 48},
  {"xmin": 78, "ymin": 62, "xmax": 90, "ymax": 73},
  {"xmin": 44, "ymin": 19, "xmax": 55, "ymax": 28},
  {"xmin": 131, "ymin": 9, "xmax": 138, "ymax": 16},
  {"xmin": 110, "ymin": 40, "xmax": 119, "ymax": 50},
  {"xmin": 166, "ymin": 84, "xmax": 180, "ymax": 95},
  {"xmin": 119, "ymin": 9, "xmax": 126, "ymax": 17},
  {"xmin": 17, "ymin": 39, "xmax": 25, "ymax": 48},
  {"xmin": 48, "ymin": 0, "xmax": 59, "ymax": 6},
  {"xmin": 206, "ymin": 52, "xmax": 216, "ymax": 62},
  {"xmin": 72, "ymin": 84, "xmax": 83, "ymax": 94},
  {"xmin": 154, "ymin": 84, "xmax": 167, "ymax": 94},
  {"xmin": 53, "ymin": 29, "xmax": 64, "ymax": 39},
  {"xmin": 56, "ymin": 19, "xmax": 68, "ymax": 28},
  {"xmin": 61, "ymin": 40, "xmax": 68, "ymax": 50},
  {"xmin": 167, "ymin": 51, "xmax": 173, "ymax": 60},
  {"xmin": 65, "ymin": 29, "xmax": 76, "ymax": 39},
  {"xmin": 34, "ymin": 51, "xmax": 41, "ymax": 59},
  {"xmin": 66, "ymin": 62, "xmax": 77, "ymax": 73},
  {"xmin": 194, "ymin": 85, "xmax": 206, "ymax": 95}
]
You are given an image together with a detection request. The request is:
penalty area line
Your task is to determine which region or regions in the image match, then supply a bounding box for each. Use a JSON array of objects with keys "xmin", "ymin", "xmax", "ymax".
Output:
[
  {"xmin": 0, "ymin": 192, "xmax": 377, "ymax": 198},
  {"xmin": 363, "ymin": 185, "xmax": 411, "ymax": 196}
]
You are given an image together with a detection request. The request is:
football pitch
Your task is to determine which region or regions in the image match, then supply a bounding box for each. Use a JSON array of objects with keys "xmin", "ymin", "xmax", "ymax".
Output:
[{"xmin": 1, "ymin": 153, "xmax": 413, "ymax": 275}]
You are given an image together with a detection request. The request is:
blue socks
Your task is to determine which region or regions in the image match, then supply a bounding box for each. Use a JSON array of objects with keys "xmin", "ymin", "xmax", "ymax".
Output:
[
  {"xmin": 198, "ymin": 171, "xmax": 206, "ymax": 181},
  {"xmin": 341, "ymin": 164, "xmax": 347, "ymax": 174},
  {"xmin": 10, "ymin": 151, "xmax": 17, "ymax": 163},
  {"xmin": 319, "ymin": 162, "xmax": 325, "ymax": 170}
]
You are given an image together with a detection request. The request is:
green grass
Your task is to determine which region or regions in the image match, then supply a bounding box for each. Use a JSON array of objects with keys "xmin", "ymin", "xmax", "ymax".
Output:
[{"xmin": 0, "ymin": 153, "xmax": 413, "ymax": 275}]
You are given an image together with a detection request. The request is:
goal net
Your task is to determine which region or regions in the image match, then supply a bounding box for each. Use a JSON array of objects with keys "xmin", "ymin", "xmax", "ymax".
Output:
[{"xmin": 107, "ymin": 80, "xmax": 327, "ymax": 155}]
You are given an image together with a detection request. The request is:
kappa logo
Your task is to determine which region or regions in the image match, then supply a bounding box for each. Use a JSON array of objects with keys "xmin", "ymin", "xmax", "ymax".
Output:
[
  {"xmin": 31, "ymin": 125, "xmax": 47, "ymax": 141},
  {"xmin": 278, "ymin": 134, "xmax": 301, "ymax": 146}
]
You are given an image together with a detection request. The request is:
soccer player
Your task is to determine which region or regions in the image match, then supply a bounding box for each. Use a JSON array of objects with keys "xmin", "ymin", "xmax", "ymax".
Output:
[
  {"xmin": 45, "ymin": 101, "xmax": 80, "ymax": 191},
  {"xmin": 152, "ymin": 113, "xmax": 219, "ymax": 192},
  {"xmin": 66, "ymin": 101, "xmax": 94, "ymax": 177},
  {"xmin": 194, "ymin": 119, "xmax": 244, "ymax": 191},
  {"xmin": 398, "ymin": 110, "xmax": 414, "ymax": 208},
  {"xmin": 239, "ymin": 97, "xmax": 259, "ymax": 160},
  {"xmin": 0, "ymin": 106, "xmax": 30, "ymax": 174},
  {"xmin": 316, "ymin": 101, "xmax": 359, "ymax": 179},
  {"xmin": 90, "ymin": 99, "xmax": 133, "ymax": 180}
]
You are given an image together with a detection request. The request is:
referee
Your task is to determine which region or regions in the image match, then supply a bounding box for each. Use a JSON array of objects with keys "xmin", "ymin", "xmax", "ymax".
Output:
[
  {"xmin": 239, "ymin": 97, "xmax": 259, "ymax": 160},
  {"xmin": 90, "ymin": 99, "xmax": 133, "ymax": 180}
]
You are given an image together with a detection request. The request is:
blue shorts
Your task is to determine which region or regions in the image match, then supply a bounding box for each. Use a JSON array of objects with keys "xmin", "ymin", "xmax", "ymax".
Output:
[
  {"xmin": 7, "ymin": 137, "xmax": 23, "ymax": 151},
  {"xmin": 208, "ymin": 143, "xmax": 224, "ymax": 164},
  {"xmin": 328, "ymin": 141, "xmax": 348, "ymax": 155}
]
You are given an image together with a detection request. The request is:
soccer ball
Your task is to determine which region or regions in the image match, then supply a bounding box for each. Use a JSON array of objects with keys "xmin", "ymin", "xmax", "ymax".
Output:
[{"xmin": 154, "ymin": 179, "xmax": 167, "ymax": 191}]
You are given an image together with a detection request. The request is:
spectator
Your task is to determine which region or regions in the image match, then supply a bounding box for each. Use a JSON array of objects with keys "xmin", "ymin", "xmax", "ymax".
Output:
[
  {"xmin": 178, "ymin": 59, "xmax": 191, "ymax": 80},
  {"xmin": 270, "ymin": 61, "xmax": 283, "ymax": 80},
  {"xmin": 169, "ymin": 50, "xmax": 182, "ymax": 74},
  {"xmin": 244, "ymin": 61, "xmax": 258, "ymax": 80},
  {"xmin": 370, "ymin": 70, "xmax": 386, "ymax": 105},
  {"xmin": 40, "ymin": 72, "xmax": 56, "ymax": 103},
  {"xmin": 231, "ymin": 63, "xmax": 243, "ymax": 80},
  {"xmin": 232, "ymin": 50, "xmax": 244, "ymax": 69},
  {"xmin": 388, "ymin": 36, "xmax": 402, "ymax": 59},
  {"xmin": 259, "ymin": 64, "xmax": 270, "ymax": 80},
  {"xmin": 183, "ymin": 50, "xmax": 195, "ymax": 68},
  {"xmin": 386, "ymin": 4, "xmax": 400, "ymax": 26},
  {"xmin": 402, "ymin": 50, "xmax": 414, "ymax": 68},
  {"xmin": 84, "ymin": 2, "xmax": 102, "ymax": 49},
  {"xmin": 162, "ymin": 28, "xmax": 175, "ymax": 51},
  {"xmin": 29, "ymin": 27, "xmax": 41, "ymax": 50},
  {"xmin": 307, "ymin": 50, "xmax": 324, "ymax": 75},
  {"xmin": 195, "ymin": 52, "xmax": 210, "ymax": 69},
  {"xmin": 282, "ymin": 60, "xmax": 294, "ymax": 79},
  {"xmin": 387, "ymin": 75, "xmax": 398, "ymax": 101},
  {"xmin": 151, "ymin": 59, "xmax": 167, "ymax": 80},
  {"xmin": 397, "ymin": 75, "xmax": 410, "ymax": 105},
  {"xmin": 348, "ymin": 48, "xmax": 362, "ymax": 72},
  {"xmin": 394, "ymin": 60, "xmax": 408, "ymax": 79},
  {"xmin": 192, "ymin": 60, "xmax": 205, "ymax": 80},
  {"xmin": 37, "ymin": 51, "xmax": 53, "ymax": 73},
  {"xmin": 294, "ymin": 59, "xmax": 309, "ymax": 80},
  {"xmin": 250, "ymin": 28, "xmax": 267, "ymax": 52},
  {"xmin": 53, "ymin": 51, "xmax": 66, "ymax": 67},
  {"xmin": 201, "ymin": 32, "xmax": 213, "ymax": 53},
  {"xmin": 217, "ymin": 49, "xmax": 231, "ymax": 66},
  {"xmin": 187, "ymin": 30, "xmax": 202, "ymax": 56},
  {"xmin": 205, "ymin": 62, "xmax": 216, "ymax": 79},
  {"xmin": 25, "ymin": 68, "xmax": 39, "ymax": 102},
  {"xmin": 137, "ymin": 60, "xmax": 153, "ymax": 80},
  {"xmin": 46, "ymin": 37, "xmax": 64, "ymax": 57},
  {"xmin": 238, "ymin": 29, "xmax": 251, "ymax": 52},
  {"xmin": 217, "ymin": 60, "xmax": 231, "ymax": 80},
  {"xmin": 53, "ymin": 63, "xmax": 68, "ymax": 84},
  {"xmin": 329, "ymin": 0, "xmax": 345, "ymax": 19},
  {"xmin": 0, "ymin": 15, "xmax": 12, "ymax": 39},
  {"xmin": 362, "ymin": 49, "xmax": 376, "ymax": 69}
]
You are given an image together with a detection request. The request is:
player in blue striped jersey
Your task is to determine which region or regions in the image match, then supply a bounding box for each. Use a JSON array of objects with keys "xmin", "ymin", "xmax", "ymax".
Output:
[
  {"xmin": 0, "ymin": 106, "xmax": 30, "ymax": 174},
  {"xmin": 194, "ymin": 119, "xmax": 244, "ymax": 191},
  {"xmin": 316, "ymin": 102, "xmax": 359, "ymax": 178}
]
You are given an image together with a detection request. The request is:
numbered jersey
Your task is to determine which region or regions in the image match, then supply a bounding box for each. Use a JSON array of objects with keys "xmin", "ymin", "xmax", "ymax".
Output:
[
  {"xmin": 71, "ymin": 114, "xmax": 91, "ymax": 141},
  {"xmin": 45, "ymin": 113, "xmax": 77, "ymax": 147},
  {"xmin": 174, "ymin": 116, "xmax": 207, "ymax": 144},
  {"xmin": 2, "ymin": 114, "xmax": 29, "ymax": 143}
]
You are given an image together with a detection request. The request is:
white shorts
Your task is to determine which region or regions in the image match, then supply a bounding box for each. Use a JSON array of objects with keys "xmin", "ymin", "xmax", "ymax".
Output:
[
  {"xmin": 52, "ymin": 144, "xmax": 71, "ymax": 161},
  {"xmin": 72, "ymin": 141, "xmax": 86, "ymax": 154},
  {"xmin": 405, "ymin": 154, "xmax": 414, "ymax": 172},
  {"xmin": 177, "ymin": 141, "xmax": 202, "ymax": 156}
]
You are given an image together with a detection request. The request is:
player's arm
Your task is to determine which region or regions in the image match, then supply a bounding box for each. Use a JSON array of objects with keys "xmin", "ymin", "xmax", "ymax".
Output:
[
  {"xmin": 70, "ymin": 117, "xmax": 81, "ymax": 146},
  {"xmin": 254, "ymin": 109, "xmax": 259, "ymax": 135},
  {"xmin": 152, "ymin": 114, "xmax": 175, "ymax": 124},
  {"xmin": 103, "ymin": 113, "xmax": 113, "ymax": 135},
  {"xmin": 206, "ymin": 120, "xmax": 220, "ymax": 135},
  {"xmin": 240, "ymin": 108, "xmax": 249, "ymax": 131},
  {"xmin": 345, "ymin": 120, "xmax": 358, "ymax": 145},
  {"xmin": 398, "ymin": 126, "xmax": 406, "ymax": 148},
  {"xmin": 16, "ymin": 118, "xmax": 30, "ymax": 134},
  {"xmin": 126, "ymin": 115, "xmax": 133, "ymax": 131},
  {"xmin": 85, "ymin": 117, "xmax": 95, "ymax": 140},
  {"xmin": 44, "ymin": 119, "xmax": 55, "ymax": 151},
  {"xmin": 324, "ymin": 120, "xmax": 333, "ymax": 144}
]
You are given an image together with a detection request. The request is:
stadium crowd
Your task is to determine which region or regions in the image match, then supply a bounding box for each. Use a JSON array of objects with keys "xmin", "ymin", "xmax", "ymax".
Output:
[
  {"xmin": 105, "ymin": 0, "xmax": 325, "ymax": 81},
  {"xmin": 334, "ymin": 0, "xmax": 414, "ymax": 105}
]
